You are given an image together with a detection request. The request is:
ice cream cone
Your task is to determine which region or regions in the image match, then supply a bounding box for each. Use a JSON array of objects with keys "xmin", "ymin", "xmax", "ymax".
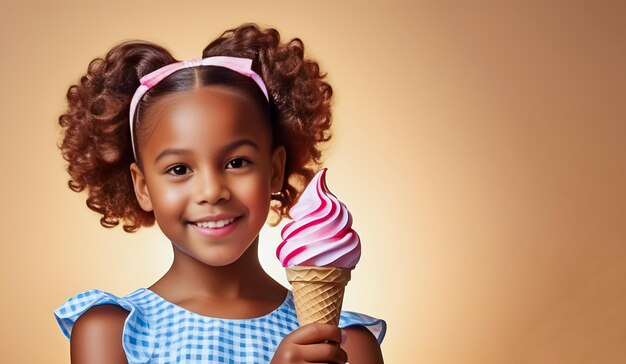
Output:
[{"xmin": 286, "ymin": 265, "xmax": 352, "ymax": 326}]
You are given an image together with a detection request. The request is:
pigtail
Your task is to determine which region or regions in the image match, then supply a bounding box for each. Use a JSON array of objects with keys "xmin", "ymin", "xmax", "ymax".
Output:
[
  {"xmin": 203, "ymin": 24, "xmax": 334, "ymax": 225},
  {"xmin": 57, "ymin": 41, "xmax": 176, "ymax": 232}
]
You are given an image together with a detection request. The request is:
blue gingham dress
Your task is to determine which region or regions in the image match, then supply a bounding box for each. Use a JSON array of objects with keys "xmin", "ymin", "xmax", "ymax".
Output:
[{"xmin": 54, "ymin": 287, "xmax": 386, "ymax": 363}]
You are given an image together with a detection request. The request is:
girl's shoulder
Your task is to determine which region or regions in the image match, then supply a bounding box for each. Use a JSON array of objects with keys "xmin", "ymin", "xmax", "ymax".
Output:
[
  {"xmin": 53, "ymin": 288, "xmax": 155, "ymax": 364},
  {"xmin": 338, "ymin": 309, "xmax": 387, "ymax": 344}
]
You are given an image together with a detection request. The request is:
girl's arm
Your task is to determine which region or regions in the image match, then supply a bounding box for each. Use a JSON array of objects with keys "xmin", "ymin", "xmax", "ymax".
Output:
[
  {"xmin": 70, "ymin": 305, "xmax": 129, "ymax": 364},
  {"xmin": 341, "ymin": 325, "xmax": 384, "ymax": 364}
]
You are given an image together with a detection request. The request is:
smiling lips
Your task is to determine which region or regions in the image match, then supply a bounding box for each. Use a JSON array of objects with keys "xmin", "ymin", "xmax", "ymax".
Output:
[
  {"xmin": 189, "ymin": 216, "xmax": 240, "ymax": 238},
  {"xmin": 193, "ymin": 218, "xmax": 236, "ymax": 229}
]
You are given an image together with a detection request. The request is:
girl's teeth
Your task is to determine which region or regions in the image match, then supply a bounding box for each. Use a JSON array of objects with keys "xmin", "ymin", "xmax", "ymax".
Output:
[{"xmin": 195, "ymin": 218, "xmax": 235, "ymax": 229}]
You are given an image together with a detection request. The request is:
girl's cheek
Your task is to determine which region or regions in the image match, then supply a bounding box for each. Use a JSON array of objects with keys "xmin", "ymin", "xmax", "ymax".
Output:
[
  {"xmin": 159, "ymin": 184, "xmax": 188, "ymax": 205},
  {"xmin": 151, "ymin": 185, "xmax": 185, "ymax": 209},
  {"xmin": 242, "ymin": 178, "xmax": 272, "ymax": 206}
]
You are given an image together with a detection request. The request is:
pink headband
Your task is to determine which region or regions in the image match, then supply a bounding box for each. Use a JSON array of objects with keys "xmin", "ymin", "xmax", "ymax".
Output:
[{"xmin": 129, "ymin": 55, "xmax": 269, "ymax": 160}]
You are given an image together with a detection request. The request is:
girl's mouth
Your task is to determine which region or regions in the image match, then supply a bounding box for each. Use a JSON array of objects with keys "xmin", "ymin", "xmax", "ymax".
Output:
[
  {"xmin": 192, "ymin": 217, "xmax": 235, "ymax": 229},
  {"xmin": 188, "ymin": 216, "xmax": 240, "ymax": 238}
]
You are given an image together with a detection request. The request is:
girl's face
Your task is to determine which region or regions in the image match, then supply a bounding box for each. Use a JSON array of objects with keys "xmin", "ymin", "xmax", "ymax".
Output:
[{"xmin": 130, "ymin": 86, "xmax": 285, "ymax": 267}]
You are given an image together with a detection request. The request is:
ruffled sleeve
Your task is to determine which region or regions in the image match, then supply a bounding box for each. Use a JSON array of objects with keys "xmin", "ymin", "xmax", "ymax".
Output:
[
  {"xmin": 338, "ymin": 310, "xmax": 387, "ymax": 344},
  {"xmin": 53, "ymin": 289, "xmax": 154, "ymax": 364}
]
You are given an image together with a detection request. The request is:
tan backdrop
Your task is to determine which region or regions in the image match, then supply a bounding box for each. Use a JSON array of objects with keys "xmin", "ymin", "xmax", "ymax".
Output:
[{"xmin": 1, "ymin": 1, "xmax": 625, "ymax": 363}]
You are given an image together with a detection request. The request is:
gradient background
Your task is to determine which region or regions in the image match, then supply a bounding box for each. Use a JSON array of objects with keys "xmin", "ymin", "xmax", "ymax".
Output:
[{"xmin": 1, "ymin": 1, "xmax": 625, "ymax": 363}]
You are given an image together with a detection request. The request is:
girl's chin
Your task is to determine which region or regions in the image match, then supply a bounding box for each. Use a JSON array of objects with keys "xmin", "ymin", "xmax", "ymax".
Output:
[{"xmin": 195, "ymin": 250, "xmax": 251, "ymax": 267}]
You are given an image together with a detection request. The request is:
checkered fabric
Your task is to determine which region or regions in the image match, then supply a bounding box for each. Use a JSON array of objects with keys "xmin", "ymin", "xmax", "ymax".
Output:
[{"xmin": 54, "ymin": 288, "xmax": 386, "ymax": 364}]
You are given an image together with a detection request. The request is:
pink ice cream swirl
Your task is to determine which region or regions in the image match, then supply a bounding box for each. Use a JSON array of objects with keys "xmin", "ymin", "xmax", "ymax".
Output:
[{"xmin": 276, "ymin": 168, "xmax": 361, "ymax": 268}]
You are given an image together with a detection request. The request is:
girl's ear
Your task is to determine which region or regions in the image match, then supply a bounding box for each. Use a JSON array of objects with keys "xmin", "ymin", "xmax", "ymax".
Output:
[
  {"xmin": 129, "ymin": 163, "xmax": 154, "ymax": 212},
  {"xmin": 270, "ymin": 145, "xmax": 286, "ymax": 194}
]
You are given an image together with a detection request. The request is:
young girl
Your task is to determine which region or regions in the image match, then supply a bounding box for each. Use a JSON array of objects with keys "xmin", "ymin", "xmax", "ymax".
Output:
[{"xmin": 53, "ymin": 22, "xmax": 386, "ymax": 364}]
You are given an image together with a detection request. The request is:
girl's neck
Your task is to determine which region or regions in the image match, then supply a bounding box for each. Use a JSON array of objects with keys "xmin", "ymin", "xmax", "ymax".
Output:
[{"xmin": 149, "ymin": 237, "xmax": 285, "ymax": 302}]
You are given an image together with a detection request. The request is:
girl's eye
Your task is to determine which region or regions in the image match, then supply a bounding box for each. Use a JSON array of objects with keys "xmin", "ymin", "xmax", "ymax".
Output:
[
  {"xmin": 226, "ymin": 158, "xmax": 250, "ymax": 169},
  {"xmin": 167, "ymin": 165, "xmax": 190, "ymax": 176}
]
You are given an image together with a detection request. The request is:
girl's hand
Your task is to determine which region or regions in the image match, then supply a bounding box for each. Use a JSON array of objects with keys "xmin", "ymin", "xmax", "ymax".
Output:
[{"xmin": 271, "ymin": 323, "xmax": 348, "ymax": 364}]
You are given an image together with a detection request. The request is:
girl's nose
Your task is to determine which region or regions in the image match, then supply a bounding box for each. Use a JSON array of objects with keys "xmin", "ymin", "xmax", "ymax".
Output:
[{"xmin": 194, "ymin": 169, "xmax": 231, "ymax": 205}]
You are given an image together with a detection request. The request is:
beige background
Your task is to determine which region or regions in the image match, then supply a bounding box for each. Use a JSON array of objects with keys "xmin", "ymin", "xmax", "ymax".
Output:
[{"xmin": 1, "ymin": 1, "xmax": 625, "ymax": 363}]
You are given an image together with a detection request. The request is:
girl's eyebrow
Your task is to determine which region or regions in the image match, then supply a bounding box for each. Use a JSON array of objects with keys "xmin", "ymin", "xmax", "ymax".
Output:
[
  {"xmin": 154, "ymin": 148, "xmax": 190, "ymax": 163},
  {"xmin": 154, "ymin": 139, "xmax": 260, "ymax": 163},
  {"xmin": 223, "ymin": 139, "xmax": 260, "ymax": 153}
]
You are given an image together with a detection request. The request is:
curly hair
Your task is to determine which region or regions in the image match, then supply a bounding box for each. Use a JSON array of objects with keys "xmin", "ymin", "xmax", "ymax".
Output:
[{"xmin": 57, "ymin": 22, "xmax": 333, "ymax": 233}]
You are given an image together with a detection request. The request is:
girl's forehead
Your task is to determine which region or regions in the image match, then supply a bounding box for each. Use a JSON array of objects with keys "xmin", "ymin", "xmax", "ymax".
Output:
[
  {"xmin": 140, "ymin": 86, "xmax": 271, "ymax": 157},
  {"xmin": 144, "ymin": 86, "xmax": 259, "ymax": 122}
]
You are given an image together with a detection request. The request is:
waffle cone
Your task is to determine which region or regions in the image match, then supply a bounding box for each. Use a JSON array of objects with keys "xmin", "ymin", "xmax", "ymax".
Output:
[{"xmin": 286, "ymin": 266, "xmax": 352, "ymax": 326}]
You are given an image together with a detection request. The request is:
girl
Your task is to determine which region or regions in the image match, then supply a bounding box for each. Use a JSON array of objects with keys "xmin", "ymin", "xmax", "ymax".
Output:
[{"xmin": 53, "ymin": 22, "xmax": 386, "ymax": 364}]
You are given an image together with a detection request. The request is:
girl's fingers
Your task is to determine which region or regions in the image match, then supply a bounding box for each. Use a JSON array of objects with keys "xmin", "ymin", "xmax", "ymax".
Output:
[
  {"xmin": 288, "ymin": 323, "xmax": 343, "ymax": 346},
  {"xmin": 298, "ymin": 342, "xmax": 348, "ymax": 364}
]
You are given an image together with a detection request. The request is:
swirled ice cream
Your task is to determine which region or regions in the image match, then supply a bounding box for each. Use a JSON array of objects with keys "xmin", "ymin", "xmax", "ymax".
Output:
[
  {"xmin": 276, "ymin": 168, "xmax": 361, "ymax": 325},
  {"xmin": 276, "ymin": 168, "xmax": 361, "ymax": 268}
]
